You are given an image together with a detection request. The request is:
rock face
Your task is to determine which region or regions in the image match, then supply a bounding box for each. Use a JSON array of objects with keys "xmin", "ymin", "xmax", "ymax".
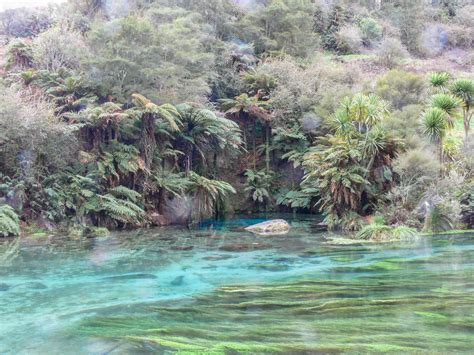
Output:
[{"xmin": 244, "ymin": 219, "xmax": 290, "ymax": 235}]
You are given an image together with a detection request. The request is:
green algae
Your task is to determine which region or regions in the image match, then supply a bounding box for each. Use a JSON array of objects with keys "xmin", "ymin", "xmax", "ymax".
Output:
[
  {"xmin": 73, "ymin": 267, "xmax": 474, "ymax": 353},
  {"xmin": 421, "ymin": 229, "xmax": 474, "ymax": 236},
  {"xmin": 4, "ymin": 217, "xmax": 473, "ymax": 353},
  {"xmin": 414, "ymin": 311, "xmax": 448, "ymax": 319}
]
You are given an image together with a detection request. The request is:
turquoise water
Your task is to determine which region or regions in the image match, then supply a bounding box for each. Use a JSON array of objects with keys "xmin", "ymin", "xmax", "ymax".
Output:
[{"xmin": 0, "ymin": 215, "xmax": 473, "ymax": 353}]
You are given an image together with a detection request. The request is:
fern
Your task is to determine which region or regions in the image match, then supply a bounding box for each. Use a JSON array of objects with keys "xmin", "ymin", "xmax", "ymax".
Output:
[
  {"xmin": 110, "ymin": 186, "xmax": 141, "ymax": 203},
  {"xmin": 152, "ymin": 170, "xmax": 191, "ymax": 196},
  {"xmin": 244, "ymin": 169, "xmax": 274, "ymax": 204},
  {"xmin": 188, "ymin": 172, "xmax": 236, "ymax": 220},
  {"xmin": 131, "ymin": 93, "xmax": 181, "ymax": 131},
  {"xmin": 0, "ymin": 205, "xmax": 20, "ymax": 237}
]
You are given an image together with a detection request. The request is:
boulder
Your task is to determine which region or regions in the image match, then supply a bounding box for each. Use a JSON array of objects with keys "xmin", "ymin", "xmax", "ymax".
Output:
[
  {"xmin": 147, "ymin": 211, "xmax": 170, "ymax": 226},
  {"xmin": 244, "ymin": 219, "xmax": 290, "ymax": 235}
]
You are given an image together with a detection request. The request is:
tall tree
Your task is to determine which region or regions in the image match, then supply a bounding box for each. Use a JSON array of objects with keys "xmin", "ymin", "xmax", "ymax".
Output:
[{"xmin": 451, "ymin": 79, "xmax": 474, "ymax": 137}]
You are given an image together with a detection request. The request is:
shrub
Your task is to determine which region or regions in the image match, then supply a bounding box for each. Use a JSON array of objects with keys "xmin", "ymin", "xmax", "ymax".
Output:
[
  {"xmin": 420, "ymin": 172, "xmax": 465, "ymax": 231},
  {"xmin": 382, "ymin": 105, "xmax": 425, "ymax": 148},
  {"xmin": 423, "ymin": 204, "xmax": 454, "ymax": 233},
  {"xmin": 455, "ymin": 5, "xmax": 474, "ymax": 27},
  {"xmin": 335, "ymin": 25, "xmax": 363, "ymax": 54},
  {"xmin": 375, "ymin": 70, "xmax": 426, "ymax": 109},
  {"xmin": 378, "ymin": 148, "xmax": 440, "ymax": 228},
  {"xmin": 459, "ymin": 181, "xmax": 474, "ymax": 228},
  {"xmin": 244, "ymin": 169, "xmax": 274, "ymax": 205},
  {"xmin": 445, "ymin": 24, "xmax": 474, "ymax": 49},
  {"xmin": 377, "ymin": 38, "xmax": 408, "ymax": 68},
  {"xmin": 0, "ymin": 7, "xmax": 52, "ymax": 37},
  {"xmin": 393, "ymin": 149, "xmax": 440, "ymax": 188},
  {"xmin": 33, "ymin": 26, "xmax": 89, "ymax": 71},
  {"xmin": 0, "ymin": 205, "xmax": 20, "ymax": 237},
  {"xmin": 358, "ymin": 18, "xmax": 382, "ymax": 46},
  {"xmin": 0, "ymin": 86, "xmax": 78, "ymax": 176},
  {"xmin": 356, "ymin": 222, "xmax": 417, "ymax": 242},
  {"xmin": 6, "ymin": 39, "xmax": 34, "ymax": 70}
]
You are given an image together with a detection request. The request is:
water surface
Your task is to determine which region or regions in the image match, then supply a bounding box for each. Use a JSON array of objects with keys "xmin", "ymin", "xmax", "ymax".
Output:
[{"xmin": 1, "ymin": 215, "xmax": 473, "ymax": 353}]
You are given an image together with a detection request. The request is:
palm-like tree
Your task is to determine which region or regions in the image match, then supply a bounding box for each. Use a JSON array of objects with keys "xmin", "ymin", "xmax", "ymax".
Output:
[
  {"xmin": 42, "ymin": 74, "xmax": 96, "ymax": 118},
  {"xmin": 129, "ymin": 94, "xmax": 181, "ymax": 171},
  {"xmin": 429, "ymin": 93, "xmax": 461, "ymax": 129},
  {"xmin": 422, "ymin": 108, "xmax": 447, "ymax": 168},
  {"xmin": 65, "ymin": 102, "xmax": 128, "ymax": 150},
  {"xmin": 351, "ymin": 94, "xmax": 390, "ymax": 130},
  {"xmin": 451, "ymin": 79, "xmax": 474, "ymax": 137},
  {"xmin": 219, "ymin": 93, "xmax": 271, "ymax": 169},
  {"xmin": 302, "ymin": 135, "xmax": 368, "ymax": 230},
  {"xmin": 333, "ymin": 94, "xmax": 389, "ymax": 135},
  {"xmin": 428, "ymin": 71, "xmax": 451, "ymax": 93},
  {"xmin": 175, "ymin": 103, "xmax": 242, "ymax": 174},
  {"xmin": 188, "ymin": 171, "xmax": 236, "ymax": 222}
]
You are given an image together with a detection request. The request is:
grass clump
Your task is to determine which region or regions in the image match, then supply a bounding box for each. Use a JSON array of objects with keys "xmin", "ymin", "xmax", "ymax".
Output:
[{"xmin": 356, "ymin": 216, "xmax": 417, "ymax": 242}]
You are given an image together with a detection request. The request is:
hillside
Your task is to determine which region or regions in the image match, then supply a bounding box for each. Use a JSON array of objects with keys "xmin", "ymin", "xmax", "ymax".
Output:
[{"xmin": 0, "ymin": 0, "xmax": 472, "ymax": 237}]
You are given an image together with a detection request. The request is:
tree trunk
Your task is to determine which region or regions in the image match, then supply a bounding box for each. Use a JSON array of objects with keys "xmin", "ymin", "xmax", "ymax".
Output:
[
  {"xmin": 439, "ymin": 141, "xmax": 444, "ymax": 176},
  {"xmin": 463, "ymin": 108, "xmax": 470, "ymax": 138},
  {"xmin": 265, "ymin": 122, "xmax": 271, "ymax": 172},
  {"xmin": 253, "ymin": 120, "xmax": 257, "ymax": 170},
  {"xmin": 185, "ymin": 144, "xmax": 193, "ymax": 175},
  {"xmin": 140, "ymin": 112, "xmax": 156, "ymax": 172}
]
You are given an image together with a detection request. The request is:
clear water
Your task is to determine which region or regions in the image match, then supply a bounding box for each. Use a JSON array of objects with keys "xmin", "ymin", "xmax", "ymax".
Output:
[{"xmin": 0, "ymin": 215, "xmax": 473, "ymax": 353}]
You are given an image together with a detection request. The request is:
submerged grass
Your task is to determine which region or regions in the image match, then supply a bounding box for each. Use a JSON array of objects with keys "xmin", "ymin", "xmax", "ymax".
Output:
[{"xmin": 72, "ymin": 265, "xmax": 474, "ymax": 353}]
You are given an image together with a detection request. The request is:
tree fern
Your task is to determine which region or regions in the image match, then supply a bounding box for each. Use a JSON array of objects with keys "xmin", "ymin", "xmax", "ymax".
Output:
[
  {"xmin": 188, "ymin": 172, "xmax": 236, "ymax": 221},
  {"xmin": 131, "ymin": 93, "xmax": 181, "ymax": 131},
  {"xmin": 0, "ymin": 205, "xmax": 20, "ymax": 237},
  {"xmin": 110, "ymin": 186, "xmax": 141, "ymax": 203}
]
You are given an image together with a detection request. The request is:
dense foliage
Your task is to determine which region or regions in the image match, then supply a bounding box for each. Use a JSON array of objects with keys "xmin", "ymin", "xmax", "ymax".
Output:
[{"xmin": 0, "ymin": 0, "xmax": 472, "ymax": 236}]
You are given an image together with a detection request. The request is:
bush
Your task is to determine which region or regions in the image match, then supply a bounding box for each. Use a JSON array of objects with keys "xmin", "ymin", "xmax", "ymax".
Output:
[
  {"xmin": 358, "ymin": 18, "xmax": 382, "ymax": 46},
  {"xmin": 423, "ymin": 204, "xmax": 454, "ymax": 233},
  {"xmin": 375, "ymin": 70, "xmax": 426, "ymax": 109},
  {"xmin": 0, "ymin": 86, "xmax": 78, "ymax": 176},
  {"xmin": 378, "ymin": 148, "xmax": 440, "ymax": 228},
  {"xmin": 0, "ymin": 8, "xmax": 52, "ymax": 37},
  {"xmin": 393, "ymin": 149, "xmax": 440, "ymax": 187},
  {"xmin": 6, "ymin": 39, "xmax": 34, "ymax": 71},
  {"xmin": 419, "ymin": 172, "xmax": 465, "ymax": 231},
  {"xmin": 0, "ymin": 205, "xmax": 20, "ymax": 237},
  {"xmin": 455, "ymin": 5, "xmax": 474, "ymax": 27},
  {"xmin": 356, "ymin": 221, "xmax": 417, "ymax": 242},
  {"xmin": 335, "ymin": 25, "xmax": 363, "ymax": 54},
  {"xmin": 33, "ymin": 26, "xmax": 89, "ymax": 71},
  {"xmin": 460, "ymin": 181, "xmax": 474, "ymax": 228},
  {"xmin": 445, "ymin": 24, "xmax": 474, "ymax": 49},
  {"xmin": 377, "ymin": 38, "xmax": 408, "ymax": 68},
  {"xmin": 382, "ymin": 105, "xmax": 425, "ymax": 148}
]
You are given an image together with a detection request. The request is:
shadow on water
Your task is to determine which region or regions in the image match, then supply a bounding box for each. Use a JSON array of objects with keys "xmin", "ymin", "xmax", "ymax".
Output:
[{"xmin": 0, "ymin": 214, "xmax": 473, "ymax": 353}]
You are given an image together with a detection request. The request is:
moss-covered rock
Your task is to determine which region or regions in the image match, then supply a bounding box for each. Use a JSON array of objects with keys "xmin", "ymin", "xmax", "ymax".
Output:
[{"xmin": 245, "ymin": 219, "xmax": 290, "ymax": 235}]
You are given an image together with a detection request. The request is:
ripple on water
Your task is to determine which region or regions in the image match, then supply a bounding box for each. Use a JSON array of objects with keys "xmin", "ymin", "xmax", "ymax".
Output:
[{"xmin": 0, "ymin": 215, "xmax": 473, "ymax": 353}]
